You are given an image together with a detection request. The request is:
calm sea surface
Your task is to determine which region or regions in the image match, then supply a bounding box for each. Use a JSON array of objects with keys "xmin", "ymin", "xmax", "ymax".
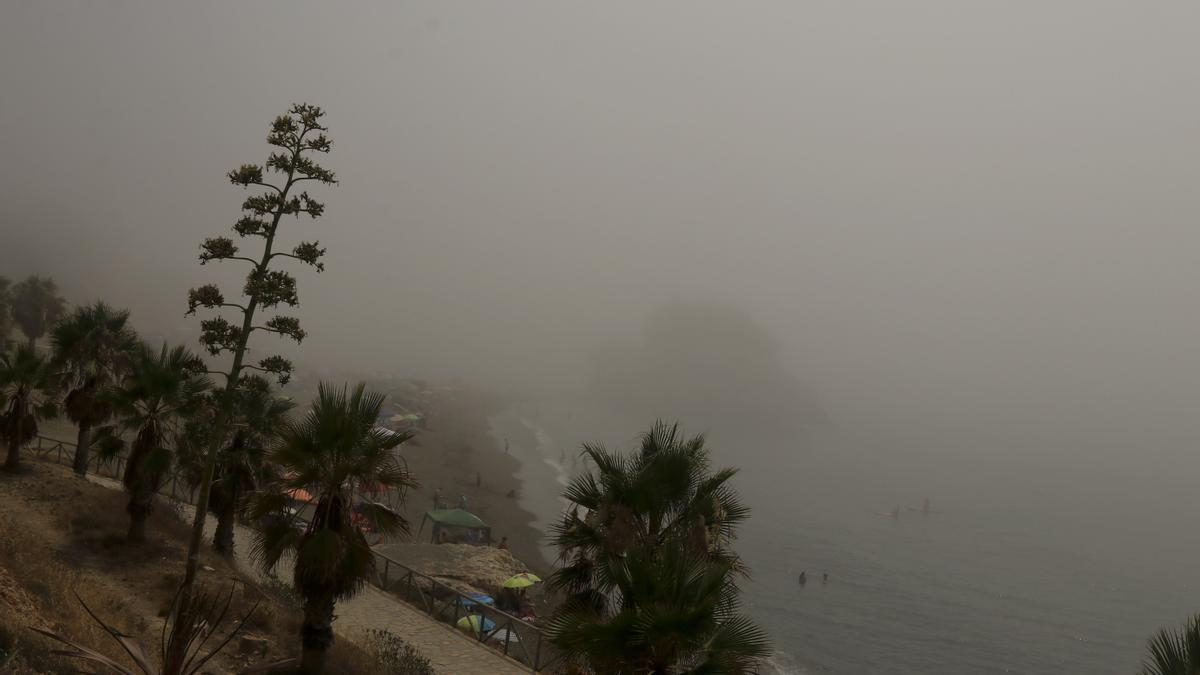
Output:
[{"xmin": 492, "ymin": 400, "xmax": 1200, "ymax": 674}]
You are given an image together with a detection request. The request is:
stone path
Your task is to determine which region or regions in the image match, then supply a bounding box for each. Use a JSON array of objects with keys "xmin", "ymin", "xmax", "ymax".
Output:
[{"xmin": 85, "ymin": 473, "xmax": 530, "ymax": 675}]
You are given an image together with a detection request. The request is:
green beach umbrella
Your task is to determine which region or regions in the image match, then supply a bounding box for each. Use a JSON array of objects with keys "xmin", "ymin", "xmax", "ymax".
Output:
[{"xmin": 501, "ymin": 572, "xmax": 542, "ymax": 589}]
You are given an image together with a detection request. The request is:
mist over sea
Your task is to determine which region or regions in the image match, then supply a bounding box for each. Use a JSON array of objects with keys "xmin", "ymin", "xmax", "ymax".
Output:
[{"xmin": 492, "ymin": 397, "xmax": 1200, "ymax": 674}]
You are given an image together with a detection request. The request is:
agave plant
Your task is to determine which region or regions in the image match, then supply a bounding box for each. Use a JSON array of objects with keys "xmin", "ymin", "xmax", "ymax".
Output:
[
  {"xmin": 31, "ymin": 583, "xmax": 278, "ymax": 675},
  {"xmin": 1141, "ymin": 614, "xmax": 1200, "ymax": 675}
]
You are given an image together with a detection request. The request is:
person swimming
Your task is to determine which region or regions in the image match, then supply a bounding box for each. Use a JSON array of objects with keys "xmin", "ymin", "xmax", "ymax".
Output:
[{"xmin": 798, "ymin": 571, "xmax": 807, "ymax": 586}]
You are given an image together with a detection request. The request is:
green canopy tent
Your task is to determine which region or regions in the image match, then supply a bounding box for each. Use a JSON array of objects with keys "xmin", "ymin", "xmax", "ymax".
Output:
[{"xmin": 419, "ymin": 508, "xmax": 492, "ymax": 545}]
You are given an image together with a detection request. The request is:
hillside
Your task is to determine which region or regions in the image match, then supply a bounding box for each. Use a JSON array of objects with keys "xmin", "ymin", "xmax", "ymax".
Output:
[{"xmin": 0, "ymin": 459, "xmax": 378, "ymax": 674}]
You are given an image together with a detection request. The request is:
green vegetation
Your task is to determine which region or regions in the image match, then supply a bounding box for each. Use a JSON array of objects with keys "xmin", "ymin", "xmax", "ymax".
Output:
[
  {"xmin": 181, "ymin": 102, "xmax": 337, "ymax": 615},
  {"xmin": 249, "ymin": 382, "xmax": 415, "ymax": 674},
  {"xmin": 363, "ymin": 629, "xmax": 435, "ymax": 675},
  {"xmin": 1141, "ymin": 614, "xmax": 1200, "ymax": 675},
  {"xmin": 51, "ymin": 302, "xmax": 139, "ymax": 477},
  {"xmin": 547, "ymin": 421, "xmax": 770, "ymax": 674},
  {"xmin": 177, "ymin": 376, "xmax": 295, "ymax": 559},
  {"xmin": 97, "ymin": 344, "xmax": 210, "ymax": 542},
  {"xmin": 0, "ymin": 343, "xmax": 58, "ymax": 470}
]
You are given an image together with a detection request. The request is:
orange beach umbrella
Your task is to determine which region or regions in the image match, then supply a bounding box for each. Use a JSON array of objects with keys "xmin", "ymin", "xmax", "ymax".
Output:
[{"xmin": 285, "ymin": 487, "xmax": 314, "ymax": 503}]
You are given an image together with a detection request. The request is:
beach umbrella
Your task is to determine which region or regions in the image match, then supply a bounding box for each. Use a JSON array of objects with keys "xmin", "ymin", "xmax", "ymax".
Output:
[
  {"xmin": 501, "ymin": 573, "xmax": 542, "ymax": 589},
  {"xmin": 456, "ymin": 614, "xmax": 496, "ymax": 633},
  {"xmin": 460, "ymin": 592, "xmax": 494, "ymax": 609},
  {"xmin": 285, "ymin": 487, "xmax": 313, "ymax": 503}
]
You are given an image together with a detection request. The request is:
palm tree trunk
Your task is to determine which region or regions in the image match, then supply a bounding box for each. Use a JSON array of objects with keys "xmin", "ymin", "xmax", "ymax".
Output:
[
  {"xmin": 4, "ymin": 434, "xmax": 19, "ymax": 470},
  {"xmin": 212, "ymin": 484, "xmax": 238, "ymax": 559},
  {"xmin": 4, "ymin": 415, "xmax": 22, "ymax": 470},
  {"xmin": 299, "ymin": 593, "xmax": 335, "ymax": 675},
  {"xmin": 72, "ymin": 420, "xmax": 92, "ymax": 476},
  {"xmin": 127, "ymin": 507, "xmax": 149, "ymax": 542},
  {"xmin": 127, "ymin": 486, "xmax": 154, "ymax": 542}
]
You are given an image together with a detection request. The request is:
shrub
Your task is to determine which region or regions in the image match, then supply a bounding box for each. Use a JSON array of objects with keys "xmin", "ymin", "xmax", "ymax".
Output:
[{"xmin": 364, "ymin": 629, "xmax": 435, "ymax": 675}]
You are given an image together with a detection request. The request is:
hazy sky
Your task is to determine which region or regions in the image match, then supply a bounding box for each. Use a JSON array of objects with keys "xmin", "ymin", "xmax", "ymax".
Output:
[{"xmin": 3, "ymin": 2, "xmax": 1200, "ymax": 450}]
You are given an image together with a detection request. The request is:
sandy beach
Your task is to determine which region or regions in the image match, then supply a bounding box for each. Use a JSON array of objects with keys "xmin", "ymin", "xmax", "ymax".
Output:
[{"xmin": 385, "ymin": 385, "xmax": 552, "ymax": 574}]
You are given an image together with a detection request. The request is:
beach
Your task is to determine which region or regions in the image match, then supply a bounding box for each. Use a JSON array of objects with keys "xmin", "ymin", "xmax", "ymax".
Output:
[{"xmin": 387, "ymin": 385, "xmax": 552, "ymax": 574}]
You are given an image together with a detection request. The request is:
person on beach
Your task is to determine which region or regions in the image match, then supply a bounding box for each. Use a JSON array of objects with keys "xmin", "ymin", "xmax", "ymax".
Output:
[
  {"xmin": 822, "ymin": 572, "xmax": 829, "ymax": 584},
  {"xmin": 433, "ymin": 487, "xmax": 443, "ymax": 509},
  {"xmin": 458, "ymin": 494, "xmax": 468, "ymax": 509},
  {"xmin": 504, "ymin": 438, "xmax": 510, "ymax": 454},
  {"xmin": 799, "ymin": 571, "xmax": 807, "ymax": 586},
  {"xmin": 497, "ymin": 536, "xmax": 508, "ymax": 550}
]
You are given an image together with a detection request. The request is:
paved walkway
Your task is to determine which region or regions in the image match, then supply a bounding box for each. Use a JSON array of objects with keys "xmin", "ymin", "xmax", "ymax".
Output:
[{"xmin": 85, "ymin": 473, "xmax": 529, "ymax": 675}]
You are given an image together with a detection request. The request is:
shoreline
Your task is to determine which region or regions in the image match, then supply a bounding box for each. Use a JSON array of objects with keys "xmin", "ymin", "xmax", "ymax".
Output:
[
  {"xmin": 485, "ymin": 408, "xmax": 572, "ymax": 567},
  {"xmin": 392, "ymin": 385, "xmax": 553, "ymax": 574}
]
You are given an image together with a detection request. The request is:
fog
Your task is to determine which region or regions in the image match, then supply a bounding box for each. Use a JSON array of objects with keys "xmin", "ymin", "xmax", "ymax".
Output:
[{"xmin": 4, "ymin": 0, "xmax": 1200, "ymax": 456}]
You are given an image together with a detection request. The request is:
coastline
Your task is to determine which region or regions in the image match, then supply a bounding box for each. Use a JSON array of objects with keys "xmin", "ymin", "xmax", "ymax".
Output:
[
  {"xmin": 485, "ymin": 407, "xmax": 574, "ymax": 567},
  {"xmin": 393, "ymin": 386, "xmax": 553, "ymax": 573}
]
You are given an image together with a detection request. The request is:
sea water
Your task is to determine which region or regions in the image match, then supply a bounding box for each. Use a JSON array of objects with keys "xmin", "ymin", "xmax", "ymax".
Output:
[{"xmin": 491, "ymin": 401, "xmax": 1200, "ymax": 674}]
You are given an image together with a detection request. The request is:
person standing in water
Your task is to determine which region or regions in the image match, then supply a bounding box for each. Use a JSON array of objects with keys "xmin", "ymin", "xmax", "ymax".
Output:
[
  {"xmin": 798, "ymin": 571, "xmax": 807, "ymax": 586},
  {"xmin": 822, "ymin": 572, "xmax": 829, "ymax": 584}
]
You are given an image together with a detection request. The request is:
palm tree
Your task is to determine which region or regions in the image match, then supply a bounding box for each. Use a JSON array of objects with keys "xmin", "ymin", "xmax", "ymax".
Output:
[
  {"xmin": 52, "ymin": 302, "xmax": 140, "ymax": 477},
  {"xmin": 10, "ymin": 275, "xmax": 67, "ymax": 348},
  {"xmin": 546, "ymin": 421, "xmax": 769, "ymax": 674},
  {"xmin": 249, "ymin": 382, "xmax": 415, "ymax": 675},
  {"xmin": 99, "ymin": 344, "xmax": 209, "ymax": 542},
  {"xmin": 178, "ymin": 376, "xmax": 295, "ymax": 559},
  {"xmin": 1141, "ymin": 614, "xmax": 1200, "ymax": 675},
  {"xmin": 0, "ymin": 343, "xmax": 58, "ymax": 470}
]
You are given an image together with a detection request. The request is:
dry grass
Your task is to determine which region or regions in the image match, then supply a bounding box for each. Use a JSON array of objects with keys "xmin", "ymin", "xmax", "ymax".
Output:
[
  {"xmin": 0, "ymin": 459, "xmax": 389, "ymax": 674},
  {"xmin": 0, "ymin": 511, "xmax": 123, "ymax": 673}
]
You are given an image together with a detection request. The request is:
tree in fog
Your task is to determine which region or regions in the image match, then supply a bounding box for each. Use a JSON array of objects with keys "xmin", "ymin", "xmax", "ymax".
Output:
[
  {"xmin": 0, "ymin": 343, "xmax": 58, "ymax": 470},
  {"xmin": 52, "ymin": 302, "xmax": 139, "ymax": 476},
  {"xmin": 0, "ymin": 276, "xmax": 13, "ymax": 349},
  {"xmin": 181, "ymin": 103, "xmax": 336, "ymax": 604},
  {"xmin": 249, "ymin": 383, "xmax": 415, "ymax": 675},
  {"xmin": 10, "ymin": 275, "xmax": 66, "ymax": 348},
  {"xmin": 547, "ymin": 422, "xmax": 770, "ymax": 673},
  {"xmin": 98, "ymin": 344, "xmax": 210, "ymax": 542}
]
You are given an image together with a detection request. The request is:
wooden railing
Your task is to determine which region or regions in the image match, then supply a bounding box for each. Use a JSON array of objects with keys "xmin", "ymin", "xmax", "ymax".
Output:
[
  {"xmin": 29, "ymin": 435, "xmax": 200, "ymax": 505},
  {"xmin": 372, "ymin": 549, "xmax": 565, "ymax": 672},
  {"xmin": 27, "ymin": 435, "xmax": 563, "ymax": 673}
]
